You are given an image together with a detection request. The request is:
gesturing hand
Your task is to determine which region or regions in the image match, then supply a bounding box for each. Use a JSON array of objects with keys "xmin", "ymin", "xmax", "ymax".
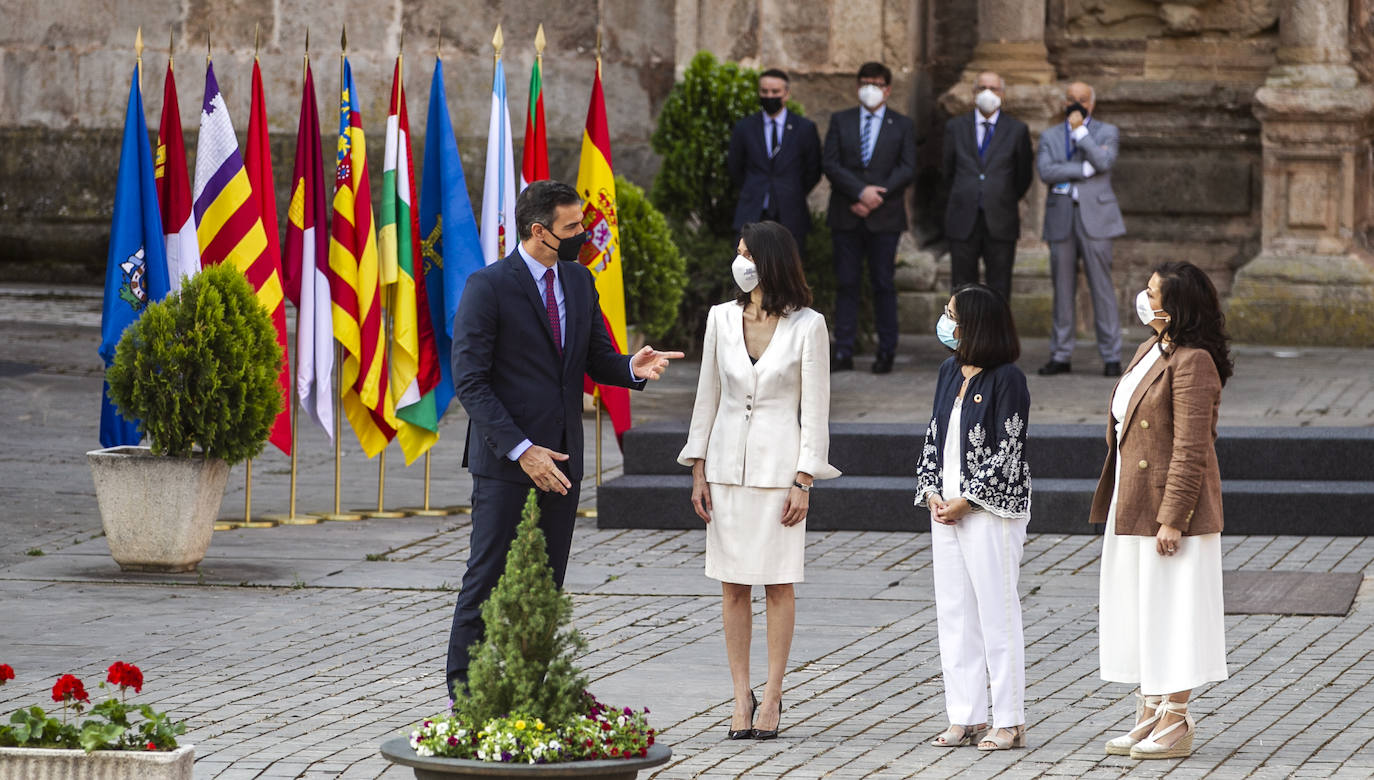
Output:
[
  {"xmin": 631, "ymin": 346, "xmax": 685, "ymax": 381},
  {"xmin": 519, "ymin": 445, "xmax": 572, "ymax": 495}
]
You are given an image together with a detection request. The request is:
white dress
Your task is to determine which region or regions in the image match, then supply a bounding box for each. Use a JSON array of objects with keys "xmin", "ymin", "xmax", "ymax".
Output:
[{"xmin": 1098, "ymin": 345, "xmax": 1229, "ymax": 695}]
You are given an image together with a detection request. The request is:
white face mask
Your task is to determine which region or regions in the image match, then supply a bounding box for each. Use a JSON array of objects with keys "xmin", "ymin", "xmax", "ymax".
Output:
[
  {"xmin": 732, "ymin": 254, "xmax": 758, "ymax": 293},
  {"xmin": 1135, "ymin": 289, "xmax": 1166, "ymax": 326},
  {"xmin": 974, "ymin": 88, "xmax": 1001, "ymax": 116},
  {"xmin": 858, "ymin": 84, "xmax": 885, "ymax": 110}
]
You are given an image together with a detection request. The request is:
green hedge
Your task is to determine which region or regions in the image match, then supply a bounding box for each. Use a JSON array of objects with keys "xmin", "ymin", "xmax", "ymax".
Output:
[{"xmin": 615, "ymin": 175, "xmax": 686, "ymax": 341}]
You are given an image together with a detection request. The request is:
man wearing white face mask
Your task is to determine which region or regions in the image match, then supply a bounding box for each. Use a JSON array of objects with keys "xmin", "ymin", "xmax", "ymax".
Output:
[
  {"xmin": 941, "ymin": 71, "xmax": 1033, "ymax": 304},
  {"xmin": 823, "ymin": 61, "xmax": 917, "ymax": 375}
]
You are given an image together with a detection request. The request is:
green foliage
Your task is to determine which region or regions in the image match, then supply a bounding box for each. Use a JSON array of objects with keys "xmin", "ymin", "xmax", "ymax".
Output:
[
  {"xmin": 615, "ymin": 175, "xmax": 687, "ymax": 341},
  {"xmin": 106, "ymin": 263, "xmax": 283, "ymax": 465},
  {"xmin": 455, "ymin": 491, "xmax": 588, "ymax": 725},
  {"xmin": 0, "ymin": 701, "xmax": 183, "ymax": 752}
]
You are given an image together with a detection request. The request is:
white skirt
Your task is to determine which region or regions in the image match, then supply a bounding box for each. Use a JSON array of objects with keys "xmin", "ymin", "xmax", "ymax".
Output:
[
  {"xmin": 1099, "ymin": 519, "xmax": 1229, "ymax": 694},
  {"xmin": 705, "ymin": 484, "xmax": 805, "ymax": 585}
]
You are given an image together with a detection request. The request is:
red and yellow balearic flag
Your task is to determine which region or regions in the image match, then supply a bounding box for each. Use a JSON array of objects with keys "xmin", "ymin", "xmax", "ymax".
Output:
[
  {"xmin": 576, "ymin": 60, "xmax": 632, "ymax": 444},
  {"xmin": 328, "ymin": 58, "xmax": 396, "ymax": 457}
]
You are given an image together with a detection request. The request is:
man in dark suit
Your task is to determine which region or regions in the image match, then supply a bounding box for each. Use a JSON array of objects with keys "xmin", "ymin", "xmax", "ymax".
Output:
[
  {"xmin": 942, "ymin": 70, "xmax": 1033, "ymax": 303},
  {"xmin": 823, "ymin": 61, "xmax": 917, "ymax": 375},
  {"xmin": 445, "ymin": 180, "xmax": 682, "ymax": 696},
  {"xmin": 727, "ymin": 68, "xmax": 822, "ymax": 249}
]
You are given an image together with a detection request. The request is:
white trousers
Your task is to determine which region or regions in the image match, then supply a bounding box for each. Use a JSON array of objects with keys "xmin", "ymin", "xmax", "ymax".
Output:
[{"xmin": 931, "ymin": 510, "xmax": 1029, "ymax": 728}]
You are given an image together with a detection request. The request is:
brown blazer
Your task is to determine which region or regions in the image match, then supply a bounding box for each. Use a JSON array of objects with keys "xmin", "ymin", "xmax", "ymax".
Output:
[{"xmin": 1089, "ymin": 339, "xmax": 1224, "ymax": 536}]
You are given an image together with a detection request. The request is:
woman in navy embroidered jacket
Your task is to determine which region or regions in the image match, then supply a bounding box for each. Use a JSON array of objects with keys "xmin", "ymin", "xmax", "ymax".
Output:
[{"xmin": 915, "ymin": 283, "xmax": 1031, "ymax": 751}]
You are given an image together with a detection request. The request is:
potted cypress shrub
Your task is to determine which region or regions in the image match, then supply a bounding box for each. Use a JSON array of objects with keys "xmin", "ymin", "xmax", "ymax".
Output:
[
  {"xmin": 90, "ymin": 264, "xmax": 283, "ymax": 572},
  {"xmin": 379, "ymin": 492, "xmax": 671, "ymax": 778}
]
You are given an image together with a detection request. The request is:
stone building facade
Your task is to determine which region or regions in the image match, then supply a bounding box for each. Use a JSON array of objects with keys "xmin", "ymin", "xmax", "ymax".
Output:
[{"xmin": 3, "ymin": 0, "xmax": 1372, "ymax": 343}]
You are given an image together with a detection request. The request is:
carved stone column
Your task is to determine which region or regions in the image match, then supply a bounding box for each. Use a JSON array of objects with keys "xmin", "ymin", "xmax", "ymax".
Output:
[{"xmin": 1228, "ymin": 0, "xmax": 1374, "ymax": 345}]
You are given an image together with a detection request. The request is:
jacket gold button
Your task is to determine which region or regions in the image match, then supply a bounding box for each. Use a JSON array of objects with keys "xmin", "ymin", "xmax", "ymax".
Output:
[
  {"xmin": 1138, "ymin": 460, "xmax": 1148, "ymax": 469},
  {"xmin": 1140, "ymin": 420, "xmax": 1149, "ymax": 429}
]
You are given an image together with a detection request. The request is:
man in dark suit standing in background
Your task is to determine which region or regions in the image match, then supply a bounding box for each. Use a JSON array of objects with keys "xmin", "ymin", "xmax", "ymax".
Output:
[
  {"xmin": 445, "ymin": 180, "xmax": 682, "ymax": 697},
  {"xmin": 942, "ymin": 70, "xmax": 1033, "ymax": 303},
  {"xmin": 823, "ymin": 61, "xmax": 917, "ymax": 375},
  {"xmin": 728, "ymin": 68, "xmax": 822, "ymax": 251}
]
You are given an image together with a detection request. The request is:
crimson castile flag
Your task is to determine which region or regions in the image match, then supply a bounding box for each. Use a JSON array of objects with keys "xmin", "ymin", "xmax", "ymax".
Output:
[
  {"xmin": 379, "ymin": 54, "xmax": 440, "ymax": 463},
  {"xmin": 154, "ymin": 58, "xmax": 199, "ymax": 289},
  {"xmin": 245, "ymin": 58, "xmax": 293, "ymax": 456},
  {"xmin": 519, "ymin": 26, "xmax": 548, "ymax": 191},
  {"xmin": 576, "ymin": 60, "xmax": 632, "ymax": 445}
]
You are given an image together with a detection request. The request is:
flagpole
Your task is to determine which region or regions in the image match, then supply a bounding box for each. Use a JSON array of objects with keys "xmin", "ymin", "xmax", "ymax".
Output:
[
  {"xmin": 135, "ymin": 27, "xmax": 143, "ymax": 94},
  {"xmin": 317, "ymin": 27, "xmax": 363, "ymax": 523}
]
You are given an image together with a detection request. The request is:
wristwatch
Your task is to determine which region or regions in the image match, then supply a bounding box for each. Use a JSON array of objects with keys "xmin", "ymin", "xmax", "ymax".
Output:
[{"xmin": 792, "ymin": 481, "xmax": 812, "ymax": 492}]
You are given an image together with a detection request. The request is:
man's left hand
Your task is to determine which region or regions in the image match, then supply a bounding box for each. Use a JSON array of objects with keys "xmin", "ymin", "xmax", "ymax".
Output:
[{"xmin": 631, "ymin": 346, "xmax": 685, "ymax": 381}]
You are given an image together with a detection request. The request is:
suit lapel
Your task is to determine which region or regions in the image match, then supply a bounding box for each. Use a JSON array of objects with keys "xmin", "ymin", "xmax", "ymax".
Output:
[
  {"xmin": 509, "ymin": 253, "xmax": 561, "ymax": 359},
  {"xmin": 1120, "ymin": 341, "xmax": 1170, "ymax": 435},
  {"xmin": 560, "ymin": 262, "xmax": 582, "ymax": 372},
  {"xmin": 981, "ymin": 115, "xmax": 1011, "ymax": 168}
]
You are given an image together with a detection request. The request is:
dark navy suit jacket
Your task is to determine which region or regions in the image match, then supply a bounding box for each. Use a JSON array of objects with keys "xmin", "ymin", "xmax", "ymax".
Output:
[
  {"xmin": 451, "ymin": 250, "xmax": 645, "ymax": 484},
  {"xmin": 727, "ymin": 111, "xmax": 822, "ymax": 239}
]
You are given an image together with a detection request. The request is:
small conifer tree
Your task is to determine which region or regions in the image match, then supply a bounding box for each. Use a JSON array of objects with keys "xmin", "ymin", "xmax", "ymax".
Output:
[{"xmin": 455, "ymin": 491, "xmax": 588, "ymax": 725}]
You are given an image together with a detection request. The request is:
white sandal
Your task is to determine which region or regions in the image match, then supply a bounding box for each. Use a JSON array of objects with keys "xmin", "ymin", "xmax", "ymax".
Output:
[
  {"xmin": 1130, "ymin": 699, "xmax": 1195, "ymax": 760},
  {"xmin": 930, "ymin": 723, "xmax": 988, "ymax": 747},
  {"xmin": 1105, "ymin": 692, "xmax": 1163, "ymax": 755},
  {"xmin": 977, "ymin": 724, "xmax": 1027, "ymax": 751}
]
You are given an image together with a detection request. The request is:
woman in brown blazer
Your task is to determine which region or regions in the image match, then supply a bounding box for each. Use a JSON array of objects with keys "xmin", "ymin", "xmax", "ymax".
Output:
[{"xmin": 1091, "ymin": 261, "xmax": 1232, "ymax": 760}]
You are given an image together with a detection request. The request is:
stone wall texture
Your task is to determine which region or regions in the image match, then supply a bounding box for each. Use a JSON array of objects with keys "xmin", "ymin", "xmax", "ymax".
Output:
[{"xmin": 3, "ymin": 0, "xmax": 1373, "ymax": 344}]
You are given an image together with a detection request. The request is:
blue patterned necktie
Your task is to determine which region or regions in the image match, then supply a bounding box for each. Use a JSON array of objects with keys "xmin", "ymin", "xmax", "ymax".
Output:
[
  {"xmin": 979, "ymin": 120, "xmax": 994, "ymax": 157},
  {"xmin": 860, "ymin": 114, "xmax": 874, "ymax": 167}
]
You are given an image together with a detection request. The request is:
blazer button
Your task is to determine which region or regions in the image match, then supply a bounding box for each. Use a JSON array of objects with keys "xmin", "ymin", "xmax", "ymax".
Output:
[
  {"xmin": 746, "ymin": 404, "xmax": 752, "ymax": 410},
  {"xmin": 1140, "ymin": 420, "xmax": 1150, "ymax": 429},
  {"xmin": 1138, "ymin": 460, "xmax": 1148, "ymax": 470}
]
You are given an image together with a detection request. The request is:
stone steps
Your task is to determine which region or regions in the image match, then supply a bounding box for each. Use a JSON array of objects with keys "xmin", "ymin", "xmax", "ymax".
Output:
[{"xmin": 596, "ymin": 422, "xmax": 1374, "ymax": 534}]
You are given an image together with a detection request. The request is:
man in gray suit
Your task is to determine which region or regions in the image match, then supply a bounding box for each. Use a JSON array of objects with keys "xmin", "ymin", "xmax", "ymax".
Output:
[{"xmin": 1036, "ymin": 81, "xmax": 1125, "ymax": 377}]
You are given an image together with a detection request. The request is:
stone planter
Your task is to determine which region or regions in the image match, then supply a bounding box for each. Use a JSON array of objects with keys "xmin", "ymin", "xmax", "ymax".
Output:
[
  {"xmin": 379, "ymin": 737, "xmax": 671, "ymax": 780},
  {"xmin": 87, "ymin": 446, "xmax": 230, "ymax": 572},
  {"xmin": 0, "ymin": 744, "xmax": 194, "ymax": 779}
]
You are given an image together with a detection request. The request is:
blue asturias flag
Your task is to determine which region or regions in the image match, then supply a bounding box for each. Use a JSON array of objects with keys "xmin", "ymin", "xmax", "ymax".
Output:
[
  {"xmin": 99, "ymin": 65, "xmax": 171, "ymax": 447},
  {"xmin": 418, "ymin": 58, "xmax": 484, "ymax": 421}
]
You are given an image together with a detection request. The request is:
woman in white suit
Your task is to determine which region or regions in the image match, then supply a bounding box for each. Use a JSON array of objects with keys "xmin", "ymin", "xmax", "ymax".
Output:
[{"xmin": 679, "ymin": 221, "xmax": 841, "ymax": 741}]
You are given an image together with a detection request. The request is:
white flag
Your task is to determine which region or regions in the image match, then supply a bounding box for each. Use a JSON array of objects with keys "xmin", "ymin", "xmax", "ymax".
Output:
[{"xmin": 480, "ymin": 58, "xmax": 517, "ymax": 266}]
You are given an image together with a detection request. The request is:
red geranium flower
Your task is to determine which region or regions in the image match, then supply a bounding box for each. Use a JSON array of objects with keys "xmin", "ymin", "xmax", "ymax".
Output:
[
  {"xmin": 106, "ymin": 661, "xmax": 143, "ymax": 693},
  {"xmin": 0, "ymin": 664, "xmax": 14, "ymax": 685},
  {"xmin": 146, "ymin": 741, "xmax": 157, "ymax": 750},
  {"xmin": 51, "ymin": 674, "xmax": 89, "ymax": 704}
]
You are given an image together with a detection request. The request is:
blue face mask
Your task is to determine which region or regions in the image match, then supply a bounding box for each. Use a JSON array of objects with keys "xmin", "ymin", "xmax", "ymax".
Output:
[{"xmin": 936, "ymin": 313, "xmax": 959, "ymax": 350}]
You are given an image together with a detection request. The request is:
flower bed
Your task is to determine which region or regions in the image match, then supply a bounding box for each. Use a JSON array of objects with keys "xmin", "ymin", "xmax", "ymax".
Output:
[
  {"xmin": 408, "ymin": 694, "xmax": 653, "ymax": 764},
  {"xmin": 0, "ymin": 662, "xmax": 185, "ymax": 753}
]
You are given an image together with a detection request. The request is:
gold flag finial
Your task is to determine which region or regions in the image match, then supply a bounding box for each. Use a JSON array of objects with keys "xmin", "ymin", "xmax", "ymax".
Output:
[
  {"xmin": 436, "ymin": 30, "xmax": 443, "ymax": 59},
  {"xmin": 399, "ymin": 28, "xmax": 404, "ymax": 56},
  {"xmin": 135, "ymin": 27, "xmax": 144, "ymax": 92},
  {"xmin": 254, "ymin": 22, "xmax": 260, "ymax": 59},
  {"xmin": 168, "ymin": 29, "xmax": 174, "ymax": 72},
  {"xmin": 305, "ymin": 26, "xmax": 310, "ymax": 56},
  {"xmin": 341, "ymin": 25, "xmax": 348, "ymax": 54},
  {"xmin": 206, "ymin": 31, "xmax": 211, "ymax": 65},
  {"xmin": 595, "ymin": 26, "xmax": 603, "ymax": 67},
  {"xmin": 492, "ymin": 24, "xmax": 503, "ymax": 62},
  {"xmin": 535, "ymin": 23, "xmax": 546, "ymax": 58}
]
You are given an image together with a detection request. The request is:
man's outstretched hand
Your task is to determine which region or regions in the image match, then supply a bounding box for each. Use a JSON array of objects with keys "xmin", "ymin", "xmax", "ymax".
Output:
[{"xmin": 631, "ymin": 346, "xmax": 685, "ymax": 381}]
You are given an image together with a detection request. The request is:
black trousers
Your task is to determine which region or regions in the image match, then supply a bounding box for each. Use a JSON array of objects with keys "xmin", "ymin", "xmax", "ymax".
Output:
[
  {"xmin": 832, "ymin": 226, "xmax": 900, "ymax": 356},
  {"xmin": 948, "ymin": 210, "xmax": 1016, "ymax": 303},
  {"xmin": 445, "ymin": 473, "xmax": 580, "ymax": 696}
]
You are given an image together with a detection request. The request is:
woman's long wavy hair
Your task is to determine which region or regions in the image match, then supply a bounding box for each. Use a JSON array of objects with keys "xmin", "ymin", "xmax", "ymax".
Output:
[{"xmin": 1153, "ymin": 261, "xmax": 1234, "ymax": 386}]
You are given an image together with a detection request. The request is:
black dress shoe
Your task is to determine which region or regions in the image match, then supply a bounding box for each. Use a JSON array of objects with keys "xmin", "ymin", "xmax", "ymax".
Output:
[
  {"xmin": 830, "ymin": 354, "xmax": 854, "ymax": 372},
  {"xmin": 871, "ymin": 352, "xmax": 894, "ymax": 375},
  {"xmin": 1037, "ymin": 360, "xmax": 1072, "ymax": 376},
  {"xmin": 1103, "ymin": 361, "xmax": 1122, "ymax": 377},
  {"xmin": 753, "ymin": 697, "xmax": 783, "ymax": 740},
  {"xmin": 726, "ymin": 691, "xmax": 757, "ymax": 740}
]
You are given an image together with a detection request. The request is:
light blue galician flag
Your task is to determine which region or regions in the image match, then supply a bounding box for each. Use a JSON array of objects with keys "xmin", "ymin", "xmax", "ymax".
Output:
[
  {"xmin": 99, "ymin": 64, "xmax": 171, "ymax": 447},
  {"xmin": 418, "ymin": 58, "xmax": 484, "ymax": 421}
]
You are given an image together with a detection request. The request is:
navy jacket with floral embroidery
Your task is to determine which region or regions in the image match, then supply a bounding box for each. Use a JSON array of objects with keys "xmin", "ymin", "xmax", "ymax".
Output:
[{"xmin": 915, "ymin": 357, "xmax": 1032, "ymax": 520}]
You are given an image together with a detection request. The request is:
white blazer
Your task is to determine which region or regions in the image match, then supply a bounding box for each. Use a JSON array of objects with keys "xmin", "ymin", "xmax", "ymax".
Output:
[{"xmin": 678, "ymin": 302, "xmax": 841, "ymax": 487}]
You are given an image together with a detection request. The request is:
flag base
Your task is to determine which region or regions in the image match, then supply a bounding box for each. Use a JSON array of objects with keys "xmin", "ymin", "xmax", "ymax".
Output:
[
  {"xmin": 399, "ymin": 508, "xmax": 451, "ymax": 517},
  {"xmin": 352, "ymin": 509, "xmax": 410, "ymax": 519},
  {"xmin": 260, "ymin": 513, "xmax": 323, "ymax": 525},
  {"xmin": 314, "ymin": 511, "xmax": 365, "ymax": 522},
  {"xmin": 222, "ymin": 519, "xmax": 278, "ymax": 528},
  {"xmin": 442, "ymin": 505, "xmax": 473, "ymax": 515},
  {"xmin": 213, "ymin": 521, "xmax": 242, "ymax": 532}
]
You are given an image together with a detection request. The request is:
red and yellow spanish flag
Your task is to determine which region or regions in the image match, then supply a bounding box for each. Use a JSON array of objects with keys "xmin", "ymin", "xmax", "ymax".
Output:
[
  {"xmin": 191, "ymin": 60, "xmax": 291, "ymax": 454},
  {"xmin": 328, "ymin": 58, "xmax": 396, "ymax": 457},
  {"xmin": 575, "ymin": 60, "xmax": 632, "ymax": 444}
]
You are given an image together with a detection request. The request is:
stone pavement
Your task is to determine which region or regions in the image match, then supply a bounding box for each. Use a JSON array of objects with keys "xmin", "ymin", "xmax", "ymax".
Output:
[{"xmin": 1, "ymin": 284, "xmax": 1373, "ymax": 778}]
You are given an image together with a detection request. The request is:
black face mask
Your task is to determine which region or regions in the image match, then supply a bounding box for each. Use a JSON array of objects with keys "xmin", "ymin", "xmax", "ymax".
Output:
[
  {"xmin": 759, "ymin": 95, "xmax": 784, "ymax": 115},
  {"xmin": 540, "ymin": 226, "xmax": 589, "ymax": 264},
  {"xmin": 1066, "ymin": 102, "xmax": 1089, "ymax": 121}
]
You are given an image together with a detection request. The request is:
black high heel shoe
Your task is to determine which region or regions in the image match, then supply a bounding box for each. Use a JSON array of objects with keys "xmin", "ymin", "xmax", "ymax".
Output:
[
  {"xmin": 726, "ymin": 691, "xmax": 758, "ymax": 739},
  {"xmin": 753, "ymin": 697, "xmax": 783, "ymax": 740}
]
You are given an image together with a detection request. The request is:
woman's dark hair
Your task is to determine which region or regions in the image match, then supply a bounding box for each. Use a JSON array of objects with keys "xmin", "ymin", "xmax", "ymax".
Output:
[
  {"xmin": 737, "ymin": 222, "xmax": 812, "ymax": 316},
  {"xmin": 950, "ymin": 283, "xmax": 1020, "ymax": 368},
  {"xmin": 1152, "ymin": 261, "xmax": 1233, "ymax": 386}
]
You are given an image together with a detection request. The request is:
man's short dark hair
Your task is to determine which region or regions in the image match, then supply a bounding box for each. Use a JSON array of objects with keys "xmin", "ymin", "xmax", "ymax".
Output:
[
  {"xmin": 515, "ymin": 180, "xmax": 582, "ymax": 241},
  {"xmin": 759, "ymin": 68, "xmax": 790, "ymax": 83},
  {"xmin": 857, "ymin": 61, "xmax": 892, "ymax": 86},
  {"xmin": 951, "ymin": 283, "xmax": 1020, "ymax": 368}
]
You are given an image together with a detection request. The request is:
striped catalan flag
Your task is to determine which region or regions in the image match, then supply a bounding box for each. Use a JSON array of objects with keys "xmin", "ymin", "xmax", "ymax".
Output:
[
  {"xmin": 192, "ymin": 61, "xmax": 291, "ymax": 454},
  {"xmin": 329, "ymin": 57, "xmax": 396, "ymax": 457}
]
